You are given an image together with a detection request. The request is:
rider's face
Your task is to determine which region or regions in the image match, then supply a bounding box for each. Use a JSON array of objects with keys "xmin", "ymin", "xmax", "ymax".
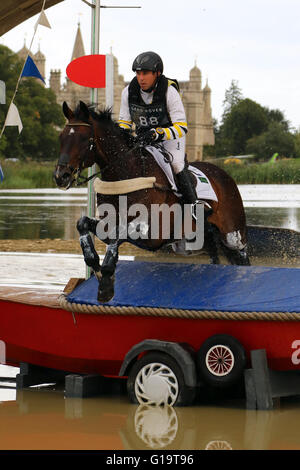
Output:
[{"xmin": 136, "ymin": 70, "xmax": 160, "ymax": 90}]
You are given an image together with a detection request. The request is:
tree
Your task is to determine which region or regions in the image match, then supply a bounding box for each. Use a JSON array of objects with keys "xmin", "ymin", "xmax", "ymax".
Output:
[
  {"xmin": 0, "ymin": 45, "xmax": 65, "ymax": 160},
  {"xmin": 222, "ymin": 79, "xmax": 243, "ymax": 122},
  {"xmin": 263, "ymin": 107, "xmax": 290, "ymax": 132},
  {"xmin": 293, "ymin": 129, "xmax": 300, "ymax": 158},
  {"xmin": 221, "ymin": 98, "xmax": 269, "ymax": 155},
  {"xmin": 246, "ymin": 122, "xmax": 295, "ymax": 160}
]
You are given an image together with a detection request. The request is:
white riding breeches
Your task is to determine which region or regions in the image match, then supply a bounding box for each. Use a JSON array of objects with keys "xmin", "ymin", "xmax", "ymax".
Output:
[{"xmin": 161, "ymin": 136, "xmax": 186, "ymax": 174}]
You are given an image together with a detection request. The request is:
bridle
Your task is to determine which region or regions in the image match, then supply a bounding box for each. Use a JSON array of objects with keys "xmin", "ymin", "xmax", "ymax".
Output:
[{"xmin": 58, "ymin": 121, "xmax": 102, "ymax": 187}]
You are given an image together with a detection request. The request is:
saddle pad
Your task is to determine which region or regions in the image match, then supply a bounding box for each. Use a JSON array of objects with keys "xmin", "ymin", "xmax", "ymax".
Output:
[{"xmin": 146, "ymin": 145, "xmax": 218, "ymax": 202}]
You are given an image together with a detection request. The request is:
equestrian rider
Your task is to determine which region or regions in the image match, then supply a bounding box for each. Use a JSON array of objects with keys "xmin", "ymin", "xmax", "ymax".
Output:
[{"xmin": 118, "ymin": 51, "xmax": 199, "ymax": 211}]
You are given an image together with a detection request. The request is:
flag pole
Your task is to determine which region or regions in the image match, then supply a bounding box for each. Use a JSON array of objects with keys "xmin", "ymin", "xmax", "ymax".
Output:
[{"xmin": 86, "ymin": 0, "xmax": 100, "ymax": 279}]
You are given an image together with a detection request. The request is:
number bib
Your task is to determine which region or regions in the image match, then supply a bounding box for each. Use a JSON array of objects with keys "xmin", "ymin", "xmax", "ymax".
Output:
[
  {"xmin": 128, "ymin": 75, "xmax": 173, "ymax": 133},
  {"xmin": 129, "ymin": 102, "xmax": 171, "ymax": 130}
]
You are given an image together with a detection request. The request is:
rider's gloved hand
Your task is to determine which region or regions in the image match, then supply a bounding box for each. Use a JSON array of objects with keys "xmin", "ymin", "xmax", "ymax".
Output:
[{"xmin": 137, "ymin": 128, "xmax": 165, "ymax": 145}]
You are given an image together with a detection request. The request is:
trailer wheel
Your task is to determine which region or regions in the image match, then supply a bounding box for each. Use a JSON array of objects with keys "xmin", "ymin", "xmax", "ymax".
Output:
[
  {"xmin": 196, "ymin": 334, "xmax": 246, "ymax": 389},
  {"xmin": 127, "ymin": 352, "xmax": 195, "ymax": 406}
]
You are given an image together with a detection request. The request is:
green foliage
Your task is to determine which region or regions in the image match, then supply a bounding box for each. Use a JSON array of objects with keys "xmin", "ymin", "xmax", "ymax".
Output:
[
  {"xmin": 263, "ymin": 107, "xmax": 290, "ymax": 131},
  {"xmin": 221, "ymin": 98, "xmax": 269, "ymax": 155},
  {"xmin": 0, "ymin": 160, "xmax": 90, "ymax": 189},
  {"xmin": 216, "ymin": 158, "xmax": 300, "ymax": 184},
  {"xmin": 0, "ymin": 45, "xmax": 64, "ymax": 161},
  {"xmin": 213, "ymin": 80, "xmax": 298, "ymax": 159},
  {"xmin": 293, "ymin": 130, "xmax": 300, "ymax": 158},
  {"xmin": 246, "ymin": 122, "xmax": 295, "ymax": 160},
  {"xmin": 0, "ymin": 160, "xmax": 57, "ymax": 188},
  {"xmin": 222, "ymin": 79, "xmax": 243, "ymax": 121}
]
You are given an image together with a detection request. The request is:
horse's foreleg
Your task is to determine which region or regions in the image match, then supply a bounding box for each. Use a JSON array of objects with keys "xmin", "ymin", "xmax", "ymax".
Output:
[
  {"xmin": 98, "ymin": 240, "xmax": 122, "ymax": 302},
  {"xmin": 76, "ymin": 216, "xmax": 101, "ymax": 276}
]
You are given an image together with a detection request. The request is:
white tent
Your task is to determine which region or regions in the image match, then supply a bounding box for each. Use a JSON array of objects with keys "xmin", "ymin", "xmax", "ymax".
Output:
[{"xmin": 0, "ymin": 0, "xmax": 63, "ymax": 36}]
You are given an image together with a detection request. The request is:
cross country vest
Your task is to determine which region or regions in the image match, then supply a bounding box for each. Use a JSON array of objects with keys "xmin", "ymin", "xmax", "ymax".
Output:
[{"xmin": 128, "ymin": 75, "xmax": 180, "ymax": 134}]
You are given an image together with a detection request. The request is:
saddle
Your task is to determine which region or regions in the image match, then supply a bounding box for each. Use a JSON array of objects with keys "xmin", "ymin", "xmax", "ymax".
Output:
[{"xmin": 145, "ymin": 145, "xmax": 218, "ymax": 203}]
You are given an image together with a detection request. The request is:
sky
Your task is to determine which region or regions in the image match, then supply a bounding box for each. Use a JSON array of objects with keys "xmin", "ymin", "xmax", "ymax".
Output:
[{"xmin": 1, "ymin": 0, "xmax": 300, "ymax": 129}]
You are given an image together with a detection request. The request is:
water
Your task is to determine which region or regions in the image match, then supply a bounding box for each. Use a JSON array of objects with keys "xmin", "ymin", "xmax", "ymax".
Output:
[
  {"xmin": 0, "ymin": 387, "xmax": 300, "ymax": 450},
  {"xmin": 1, "ymin": 185, "xmax": 300, "ymax": 450},
  {"xmin": 0, "ymin": 185, "xmax": 300, "ymax": 240},
  {"xmin": 0, "ymin": 188, "xmax": 86, "ymax": 240}
]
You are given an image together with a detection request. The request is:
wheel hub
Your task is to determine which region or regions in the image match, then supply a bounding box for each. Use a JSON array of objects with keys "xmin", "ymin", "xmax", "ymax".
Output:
[
  {"xmin": 205, "ymin": 344, "xmax": 234, "ymax": 376},
  {"xmin": 135, "ymin": 362, "xmax": 179, "ymax": 406}
]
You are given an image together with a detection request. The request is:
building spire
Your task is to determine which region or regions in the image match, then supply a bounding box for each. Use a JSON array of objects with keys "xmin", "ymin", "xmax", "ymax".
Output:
[{"xmin": 71, "ymin": 21, "xmax": 85, "ymax": 62}]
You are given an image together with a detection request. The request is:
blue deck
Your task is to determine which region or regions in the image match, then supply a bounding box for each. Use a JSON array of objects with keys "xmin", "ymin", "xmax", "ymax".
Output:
[{"xmin": 67, "ymin": 261, "xmax": 300, "ymax": 313}]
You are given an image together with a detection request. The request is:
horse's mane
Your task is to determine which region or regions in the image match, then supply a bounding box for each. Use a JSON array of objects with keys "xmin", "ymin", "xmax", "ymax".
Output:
[
  {"xmin": 90, "ymin": 107, "xmax": 114, "ymax": 124},
  {"xmin": 74, "ymin": 103, "xmax": 135, "ymax": 147},
  {"xmin": 73, "ymin": 103, "xmax": 114, "ymax": 124}
]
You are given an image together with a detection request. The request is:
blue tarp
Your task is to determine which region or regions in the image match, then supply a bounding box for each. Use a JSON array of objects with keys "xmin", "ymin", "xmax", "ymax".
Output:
[{"xmin": 67, "ymin": 261, "xmax": 300, "ymax": 313}]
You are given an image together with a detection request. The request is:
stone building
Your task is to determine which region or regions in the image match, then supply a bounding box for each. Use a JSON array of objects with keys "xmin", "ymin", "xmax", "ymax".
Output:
[{"xmin": 18, "ymin": 23, "xmax": 215, "ymax": 161}]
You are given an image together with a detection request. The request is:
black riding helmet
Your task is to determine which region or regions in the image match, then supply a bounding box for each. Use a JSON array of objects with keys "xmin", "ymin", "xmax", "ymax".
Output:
[{"xmin": 132, "ymin": 51, "xmax": 164, "ymax": 73}]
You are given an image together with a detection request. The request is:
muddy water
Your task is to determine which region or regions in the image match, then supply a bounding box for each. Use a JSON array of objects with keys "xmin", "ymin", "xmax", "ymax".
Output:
[
  {"xmin": 1, "ymin": 185, "xmax": 300, "ymax": 450},
  {"xmin": 0, "ymin": 185, "xmax": 300, "ymax": 240},
  {"xmin": 1, "ymin": 386, "xmax": 300, "ymax": 450}
]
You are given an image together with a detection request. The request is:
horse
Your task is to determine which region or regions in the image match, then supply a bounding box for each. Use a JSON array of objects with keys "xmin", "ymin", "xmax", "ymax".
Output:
[{"xmin": 54, "ymin": 101, "xmax": 250, "ymax": 302}]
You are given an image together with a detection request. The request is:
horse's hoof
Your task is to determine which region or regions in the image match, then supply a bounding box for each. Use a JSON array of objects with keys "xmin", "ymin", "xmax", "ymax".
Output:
[
  {"xmin": 97, "ymin": 274, "xmax": 115, "ymax": 302},
  {"xmin": 97, "ymin": 281, "xmax": 114, "ymax": 302},
  {"xmin": 97, "ymin": 288, "xmax": 114, "ymax": 303}
]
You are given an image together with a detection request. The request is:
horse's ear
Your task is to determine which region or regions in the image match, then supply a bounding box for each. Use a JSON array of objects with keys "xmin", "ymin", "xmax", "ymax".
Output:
[
  {"xmin": 62, "ymin": 101, "xmax": 74, "ymax": 120},
  {"xmin": 79, "ymin": 101, "xmax": 90, "ymax": 121}
]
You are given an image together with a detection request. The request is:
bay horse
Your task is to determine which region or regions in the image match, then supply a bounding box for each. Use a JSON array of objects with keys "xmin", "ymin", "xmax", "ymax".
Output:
[{"xmin": 54, "ymin": 101, "xmax": 250, "ymax": 302}]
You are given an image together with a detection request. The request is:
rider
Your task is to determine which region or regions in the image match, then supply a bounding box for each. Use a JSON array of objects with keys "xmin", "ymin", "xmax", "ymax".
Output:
[{"xmin": 118, "ymin": 51, "xmax": 199, "ymax": 210}]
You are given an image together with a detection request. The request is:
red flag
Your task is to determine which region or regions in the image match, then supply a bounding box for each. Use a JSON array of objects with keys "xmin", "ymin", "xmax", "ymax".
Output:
[{"xmin": 66, "ymin": 55, "xmax": 106, "ymax": 88}]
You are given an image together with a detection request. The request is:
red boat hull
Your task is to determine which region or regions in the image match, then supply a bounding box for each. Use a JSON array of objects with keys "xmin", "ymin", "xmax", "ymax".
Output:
[{"xmin": 1, "ymin": 290, "xmax": 300, "ymax": 375}]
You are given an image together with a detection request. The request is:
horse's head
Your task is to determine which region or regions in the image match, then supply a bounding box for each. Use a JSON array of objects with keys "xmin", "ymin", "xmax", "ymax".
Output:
[
  {"xmin": 54, "ymin": 100, "xmax": 137, "ymax": 189},
  {"xmin": 54, "ymin": 101, "xmax": 98, "ymax": 189}
]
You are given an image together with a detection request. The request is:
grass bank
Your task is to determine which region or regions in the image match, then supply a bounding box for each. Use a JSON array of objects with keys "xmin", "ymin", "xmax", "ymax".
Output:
[
  {"xmin": 213, "ymin": 158, "xmax": 300, "ymax": 184},
  {"xmin": 0, "ymin": 160, "xmax": 57, "ymax": 189},
  {"xmin": 0, "ymin": 158, "xmax": 300, "ymax": 188}
]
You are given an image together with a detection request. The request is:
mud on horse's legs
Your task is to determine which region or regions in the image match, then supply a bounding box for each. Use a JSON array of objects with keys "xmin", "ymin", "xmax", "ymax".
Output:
[
  {"xmin": 98, "ymin": 240, "xmax": 122, "ymax": 302},
  {"xmin": 76, "ymin": 216, "xmax": 122, "ymax": 302},
  {"xmin": 77, "ymin": 216, "xmax": 101, "ymax": 275},
  {"xmin": 220, "ymin": 230, "xmax": 251, "ymax": 266}
]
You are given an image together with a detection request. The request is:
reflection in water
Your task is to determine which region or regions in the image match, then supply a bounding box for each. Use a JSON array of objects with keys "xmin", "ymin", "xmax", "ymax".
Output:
[
  {"xmin": 284, "ymin": 207, "xmax": 300, "ymax": 231},
  {"xmin": 205, "ymin": 440, "xmax": 232, "ymax": 450},
  {"xmin": 1, "ymin": 387, "xmax": 300, "ymax": 450},
  {"xmin": 245, "ymin": 207, "xmax": 300, "ymax": 232},
  {"xmin": 0, "ymin": 203, "xmax": 85, "ymax": 240},
  {"xmin": 134, "ymin": 405, "xmax": 178, "ymax": 449},
  {"xmin": 1, "ymin": 187, "xmax": 300, "ymax": 240}
]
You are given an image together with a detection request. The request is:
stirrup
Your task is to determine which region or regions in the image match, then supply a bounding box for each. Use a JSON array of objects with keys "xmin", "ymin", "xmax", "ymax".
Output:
[
  {"xmin": 190, "ymin": 199, "xmax": 209, "ymax": 221},
  {"xmin": 191, "ymin": 200, "xmax": 200, "ymax": 221}
]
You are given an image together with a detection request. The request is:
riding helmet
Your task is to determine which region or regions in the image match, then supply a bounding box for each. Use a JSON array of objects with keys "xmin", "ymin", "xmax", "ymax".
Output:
[{"xmin": 132, "ymin": 51, "xmax": 164, "ymax": 73}]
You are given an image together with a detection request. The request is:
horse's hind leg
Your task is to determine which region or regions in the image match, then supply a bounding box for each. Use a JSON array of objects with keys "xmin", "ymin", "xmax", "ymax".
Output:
[
  {"xmin": 204, "ymin": 222, "xmax": 220, "ymax": 264},
  {"xmin": 219, "ymin": 231, "xmax": 251, "ymax": 266}
]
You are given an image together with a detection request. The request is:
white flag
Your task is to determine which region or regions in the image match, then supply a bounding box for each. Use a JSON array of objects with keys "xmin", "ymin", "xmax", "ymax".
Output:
[
  {"xmin": 5, "ymin": 103, "xmax": 23, "ymax": 134},
  {"xmin": 35, "ymin": 10, "xmax": 51, "ymax": 30}
]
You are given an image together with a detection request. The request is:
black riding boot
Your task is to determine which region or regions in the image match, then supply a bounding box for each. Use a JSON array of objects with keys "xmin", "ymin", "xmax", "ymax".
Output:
[{"xmin": 176, "ymin": 168, "xmax": 199, "ymax": 220}]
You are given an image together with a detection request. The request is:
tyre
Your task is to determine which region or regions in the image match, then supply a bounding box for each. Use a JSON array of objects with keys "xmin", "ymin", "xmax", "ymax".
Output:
[
  {"xmin": 127, "ymin": 352, "xmax": 195, "ymax": 406},
  {"xmin": 196, "ymin": 334, "xmax": 246, "ymax": 389}
]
